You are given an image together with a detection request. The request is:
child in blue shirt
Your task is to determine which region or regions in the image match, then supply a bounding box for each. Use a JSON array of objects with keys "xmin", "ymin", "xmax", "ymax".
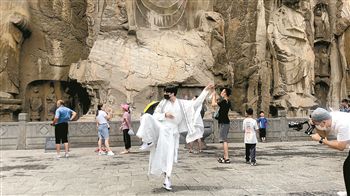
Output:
[{"xmin": 257, "ymin": 111, "xmax": 268, "ymax": 142}]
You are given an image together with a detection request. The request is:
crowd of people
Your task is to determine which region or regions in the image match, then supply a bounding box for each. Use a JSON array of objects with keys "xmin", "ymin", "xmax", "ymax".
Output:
[{"xmin": 50, "ymin": 86, "xmax": 349, "ymax": 194}]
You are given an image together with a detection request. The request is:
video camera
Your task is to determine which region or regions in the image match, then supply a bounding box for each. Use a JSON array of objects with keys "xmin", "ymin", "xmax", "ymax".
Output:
[{"xmin": 288, "ymin": 120, "xmax": 315, "ymax": 135}]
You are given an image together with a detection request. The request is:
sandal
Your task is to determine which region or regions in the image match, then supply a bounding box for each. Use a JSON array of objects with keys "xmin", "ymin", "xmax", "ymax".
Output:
[
  {"xmin": 223, "ymin": 159, "xmax": 231, "ymax": 164},
  {"xmin": 217, "ymin": 157, "xmax": 230, "ymax": 164},
  {"xmin": 217, "ymin": 157, "xmax": 224, "ymax": 163}
]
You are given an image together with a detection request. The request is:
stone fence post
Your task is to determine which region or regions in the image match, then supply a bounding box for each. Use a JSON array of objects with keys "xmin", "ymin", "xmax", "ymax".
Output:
[
  {"xmin": 279, "ymin": 110, "xmax": 288, "ymax": 141},
  {"xmin": 17, "ymin": 113, "xmax": 28, "ymax": 150}
]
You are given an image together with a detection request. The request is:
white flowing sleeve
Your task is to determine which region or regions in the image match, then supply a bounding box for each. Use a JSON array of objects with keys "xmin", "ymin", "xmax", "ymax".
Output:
[
  {"xmin": 192, "ymin": 89, "xmax": 210, "ymax": 109},
  {"xmin": 152, "ymin": 100, "xmax": 166, "ymax": 121}
]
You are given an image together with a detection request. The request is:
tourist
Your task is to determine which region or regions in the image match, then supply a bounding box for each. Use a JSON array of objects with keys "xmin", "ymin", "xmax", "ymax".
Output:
[
  {"xmin": 243, "ymin": 108, "xmax": 259, "ymax": 166},
  {"xmin": 310, "ymin": 108, "xmax": 350, "ymax": 195},
  {"xmin": 211, "ymin": 87, "xmax": 231, "ymax": 163},
  {"xmin": 136, "ymin": 84, "xmax": 214, "ymax": 191},
  {"xmin": 96, "ymin": 103, "xmax": 114, "ymax": 156},
  {"xmin": 120, "ymin": 103, "xmax": 132, "ymax": 154},
  {"xmin": 257, "ymin": 111, "xmax": 268, "ymax": 142},
  {"xmin": 51, "ymin": 100, "xmax": 77, "ymax": 159},
  {"xmin": 340, "ymin": 99, "xmax": 350, "ymax": 113}
]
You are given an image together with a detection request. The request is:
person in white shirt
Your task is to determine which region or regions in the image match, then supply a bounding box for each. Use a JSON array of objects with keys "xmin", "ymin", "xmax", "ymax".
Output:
[
  {"xmin": 242, "ymin": 108, "xmax": 259, "ymax": 166},
  {"xmin": 96, "ymin": 103, "xmax": 114, "ymax": 156},
  {"xmin": 310, "ymin": 107, "xmax": 350, "ymax": 195},
  {"xmin": 136, "ymin": 84, "xmax": 214, "ymax": 191}
]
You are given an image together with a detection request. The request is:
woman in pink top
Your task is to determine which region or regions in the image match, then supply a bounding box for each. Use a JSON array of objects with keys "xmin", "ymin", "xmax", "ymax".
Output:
[{"xmin": 120, "ymin": 103, "xmax": 132, "ymax": 154}]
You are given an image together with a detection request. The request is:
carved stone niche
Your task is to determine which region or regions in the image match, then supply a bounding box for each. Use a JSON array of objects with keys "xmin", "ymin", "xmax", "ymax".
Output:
[
  {"xmin": 313, "ymin": 42, "xmax": 331, "ymax": 109},
  {"xmin": 314, "ymin": 43, "xmax": 331, "ymax": 79},
  {"xmin": 25, "ymin": 80, "xmax": 90, "ymax": 122},
  {"xmin": 126, "ymin": 0, "xmax": 214, "ymax": 31},
  {"xmin": 314, "ymin": 81, "xmax": 329, "ymax": 109},
  {"xmin": 313, "ymin": 2, "xmax": 331, "ymax": 42},
  {"xmin": 25, "ymin": 82, "xmax": 44, "ymax": 121}
]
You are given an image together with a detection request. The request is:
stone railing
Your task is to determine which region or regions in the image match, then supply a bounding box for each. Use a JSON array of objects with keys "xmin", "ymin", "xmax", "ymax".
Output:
[{"xmin": 0, "ymin": 113, "xmax": 311, "ymax": 150}]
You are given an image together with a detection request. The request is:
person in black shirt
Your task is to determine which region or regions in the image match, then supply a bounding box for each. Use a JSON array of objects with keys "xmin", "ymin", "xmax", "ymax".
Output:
[{"xmin": 211, "ymin": 87, "xmax": 232, "ymax": 163}]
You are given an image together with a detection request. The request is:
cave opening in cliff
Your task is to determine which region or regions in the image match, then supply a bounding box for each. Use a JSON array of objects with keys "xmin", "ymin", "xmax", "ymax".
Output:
[
  {"xmin": 65, "ymin": 80, "xmax": 91, "ymax": 117},
  {"xmin": 25, "ymin": 80, "xmax": 90, "ymax": 121}
]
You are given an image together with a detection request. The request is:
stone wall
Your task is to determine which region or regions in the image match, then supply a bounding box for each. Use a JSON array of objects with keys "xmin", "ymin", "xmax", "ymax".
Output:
[{"xmin": 0, "ymin": 117, "xmax": 311, "ymax": 150}]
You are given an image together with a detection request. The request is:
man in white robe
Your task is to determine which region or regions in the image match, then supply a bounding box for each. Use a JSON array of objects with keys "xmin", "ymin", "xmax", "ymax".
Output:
[{"xmin": 137, "ymin": 84, "xmax": 214, "ymax": 190}]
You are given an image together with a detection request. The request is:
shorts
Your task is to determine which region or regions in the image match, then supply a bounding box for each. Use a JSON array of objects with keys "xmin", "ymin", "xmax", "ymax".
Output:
[
  {"xmin": 98, "ymin": 123, "xmax": 110, "ymax": 140},
  {"xmin": 219, "ymin": 123, "xmax": 230, "ymax": 143},
  {"xmin": 55, "ymin": 122, "xmax": 68, "ymax": 144}
]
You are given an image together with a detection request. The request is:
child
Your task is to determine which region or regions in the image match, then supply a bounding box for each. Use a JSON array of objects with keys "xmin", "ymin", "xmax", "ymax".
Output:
[
  {"xmin": 243, "ymin": 108, "xmax": 259, "ymax": 166},
  {"xmin": 257, "ymin": 111, "xmax": 268, "ymax": 142}
]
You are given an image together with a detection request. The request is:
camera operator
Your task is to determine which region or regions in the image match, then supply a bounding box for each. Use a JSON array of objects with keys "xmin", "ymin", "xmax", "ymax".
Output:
[{"xmin": 310, "ymin": 108, "xmax": 350, "ymax": 195}]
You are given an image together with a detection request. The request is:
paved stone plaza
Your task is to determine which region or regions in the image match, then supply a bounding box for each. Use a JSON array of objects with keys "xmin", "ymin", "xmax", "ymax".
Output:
[{"xmin": 0, "ymin": 141, "xmax": 348, "ymax": 195}]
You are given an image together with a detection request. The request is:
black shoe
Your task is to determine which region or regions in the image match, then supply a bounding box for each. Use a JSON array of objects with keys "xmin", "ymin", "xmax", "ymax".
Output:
[{"xmin": 217, "ymin": 157, "xmax": 224, "ymax": 163}]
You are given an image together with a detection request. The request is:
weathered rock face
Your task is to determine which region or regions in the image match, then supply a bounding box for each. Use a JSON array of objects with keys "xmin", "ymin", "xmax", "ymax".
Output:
[
  {"xmin": 1, "ymin": 0, "xmax": 350, "ymax": 121},
  {"xmin": 70, "ymin": 30, "xmax": 216, "ymax": 113},
  {"xmin": 0, "ymin": 1, "xmax": 31, "ymax": 121},
  {"xmin": 214, "ymin": 0, "xmax": 350, "ymax": 116},
  {"xmin": 214, "ymin": 0, "xmax": 271, "ymax": 116},
  {"xmin": 0, "ymin": 1, "xmax": 30, "ymax": 97},
  {"xmin": 69, "ymin": 0, "xmax": 229, "ymax": 117},
  {"xmin": 0, "ymin": 0, "xmax": 90, "ymax": 121},
  {"xmin": 267, "ymin": 0, "xmax": 316, "ymax": 116}
]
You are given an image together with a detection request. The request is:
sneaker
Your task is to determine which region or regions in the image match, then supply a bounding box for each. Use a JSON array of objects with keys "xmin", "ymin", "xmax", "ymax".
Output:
[
  {"xmin": 337, "ymin": 191, "xmax": 347, "ymax": 196},
  {"xmin": 55, "ymin": 154, "xmax": 61, "ymax": 159},
  {"xmin": 98, "ymin": 151, "xmax": 106, "ymax": 155},
  {"xmin": 139, "ymin": 142, "xmax": 153, "ymax": 151},
  {"xmin": 107, "ymin": 151, "xmax": 115, "ymax": 156},
  {"xmin": 64, "ymin": 153, "xmax": 69, "ymax": 158},
  {"xmin": 245, "ymin": 161, "xmax": 250, "ymax": 164},
  {"xmin": 250, "ymin": 162, "xmax": 257, "ymax": 166},
  {"xmin": 163, "ymin": 178, "xmax": 172, "ymax": 191}
]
